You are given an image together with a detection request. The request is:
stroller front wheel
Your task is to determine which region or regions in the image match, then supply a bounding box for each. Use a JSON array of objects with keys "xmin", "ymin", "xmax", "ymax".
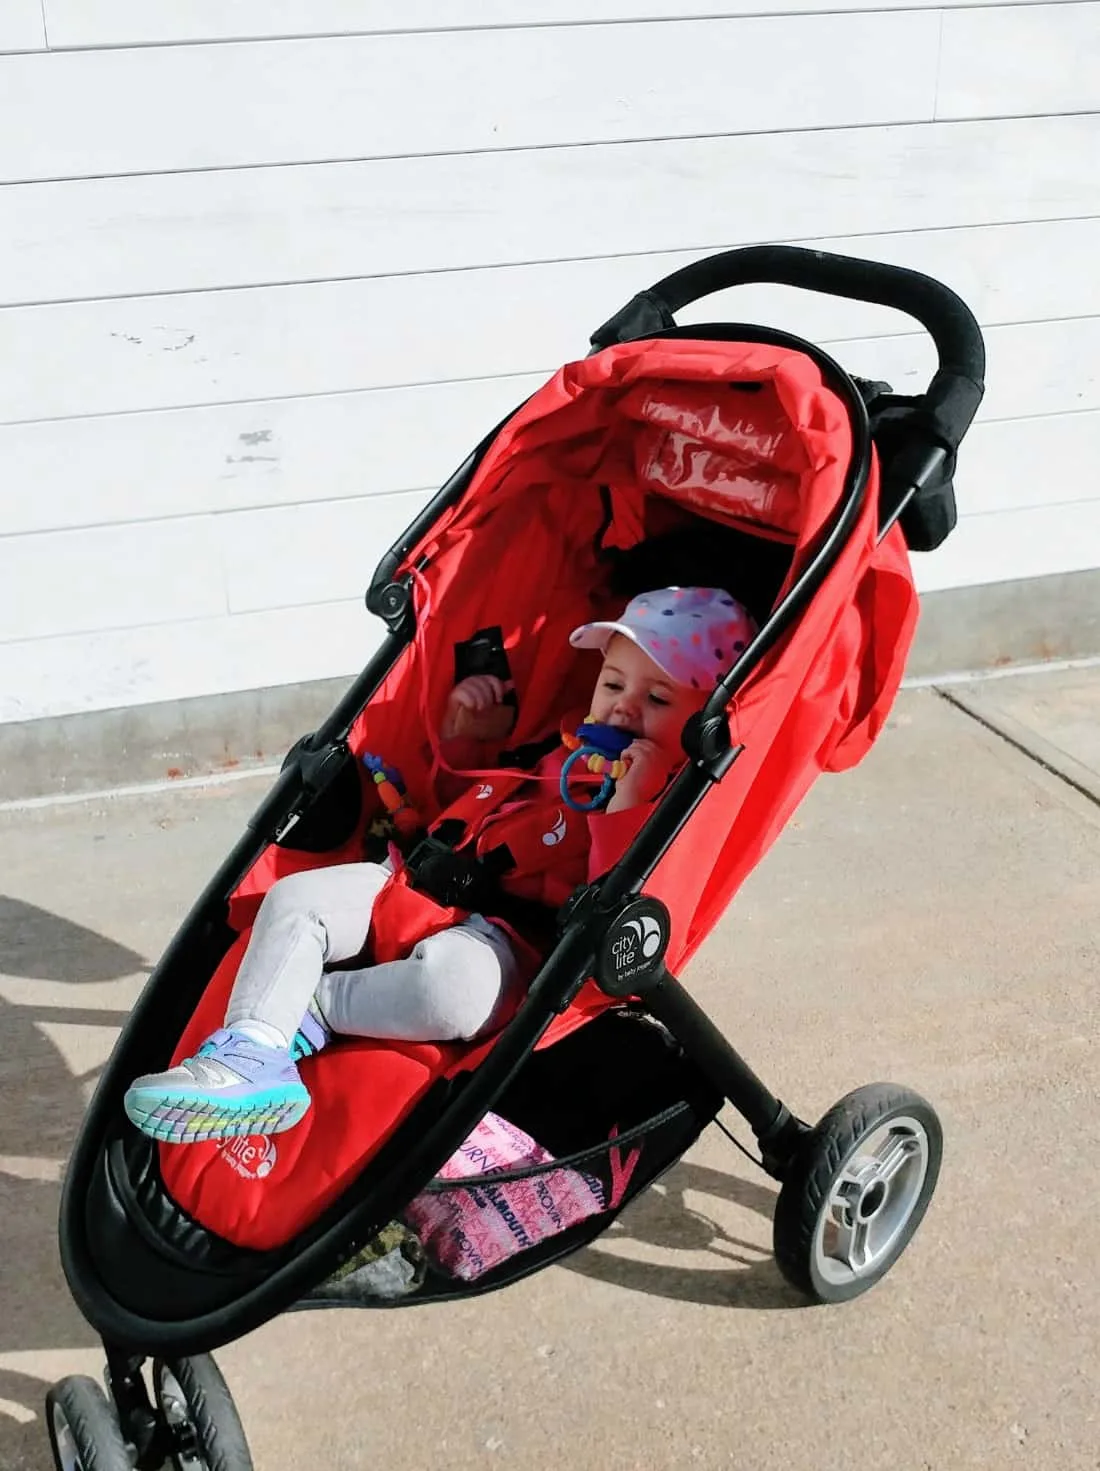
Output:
[
  {"xmin": 772, "ymin": 1083, "xmax": 942, "ymax": 1304},
  {"xmin": 45, "ymin": 1375, "xmax": 133, "ymax": 1471},
  {"xmin": 153, "ymin": 1355, "xmax": 253, "ymax": 1471}
]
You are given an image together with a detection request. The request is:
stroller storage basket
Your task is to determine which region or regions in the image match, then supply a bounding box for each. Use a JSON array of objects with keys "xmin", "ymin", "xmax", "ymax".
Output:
[{"xmin": 306, "ymin": 1009, "xmax": 723, "ymax": 1306}]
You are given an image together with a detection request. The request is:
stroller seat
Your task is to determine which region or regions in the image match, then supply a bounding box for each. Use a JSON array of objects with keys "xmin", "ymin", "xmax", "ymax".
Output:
[{"xmin": 151, "ymin": 348, "xmax": 845, "ymax": 1254}]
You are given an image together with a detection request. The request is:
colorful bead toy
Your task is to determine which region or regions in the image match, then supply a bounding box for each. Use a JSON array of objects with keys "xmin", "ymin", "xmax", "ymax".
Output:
[
  {"xmin": 559, "ymin": 720, "xmax": 635, "ymax": 812},
  {"xmin": 361, "ymin": 753, "xmax": 422, "ymax": 838}
]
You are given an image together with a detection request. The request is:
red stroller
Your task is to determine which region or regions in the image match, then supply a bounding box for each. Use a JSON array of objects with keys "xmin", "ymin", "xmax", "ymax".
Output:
[{"xmin": 48, "ymin": 246, "xmax": 985, "ymax": 1471}]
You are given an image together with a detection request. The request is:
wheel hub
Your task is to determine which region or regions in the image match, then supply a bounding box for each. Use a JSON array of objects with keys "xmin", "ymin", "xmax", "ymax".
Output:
[
  {"xmin": 834, "ymin": 1160, "xmax": 892, "ymax": 1225},
  {"xmin": 813, "ymin": 1116, "xmax": 930, "ymax": 1286},
  {"xmin": 856, "ymin": 1179, "xmax": 888, "ymax": 1219}
]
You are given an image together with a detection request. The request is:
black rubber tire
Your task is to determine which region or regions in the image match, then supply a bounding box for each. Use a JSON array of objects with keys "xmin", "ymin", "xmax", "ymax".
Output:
[
  {"xmin": 45, "ymin": 1375, "xmax": 134, "ymax": 1471},
  {"xmin": 773, "ymin": 1083, "xmax": 943, "ymax": 1304},
  {"xmin": 153, "ymin": 1356, "xmax": 253, "ymax": 1471}
]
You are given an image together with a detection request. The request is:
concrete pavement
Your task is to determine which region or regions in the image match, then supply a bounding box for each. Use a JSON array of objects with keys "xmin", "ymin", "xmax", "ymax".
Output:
[{"xmin": 1, "ymin": 669, "xmax": 1098, "ymax": 1470}]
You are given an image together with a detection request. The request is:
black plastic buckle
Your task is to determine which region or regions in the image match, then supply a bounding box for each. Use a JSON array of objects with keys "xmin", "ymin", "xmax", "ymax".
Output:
[{"xmin": 403, "ymin": 831, "xmax": 490, "ymax": 910}]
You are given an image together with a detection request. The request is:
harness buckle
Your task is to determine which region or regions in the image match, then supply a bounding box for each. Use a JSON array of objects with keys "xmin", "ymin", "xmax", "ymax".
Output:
[{"xmin": 403, "ymin": 823, "xmax": 499, "ymax": 910}]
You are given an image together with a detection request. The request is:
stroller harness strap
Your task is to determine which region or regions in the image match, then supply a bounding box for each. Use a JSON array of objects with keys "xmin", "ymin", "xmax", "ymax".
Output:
[{"xmin": 405, "ymin": 750, "xmax": 593, "ymax": 918}]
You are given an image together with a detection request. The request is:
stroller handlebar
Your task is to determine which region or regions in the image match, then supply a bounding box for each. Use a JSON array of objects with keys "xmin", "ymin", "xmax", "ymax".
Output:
[
  {"xmin": 659, "ymin": 245, "xmax": 983, "ymax": 381},
  {"xmin": 590, "ymin": 244, "xmax": 986, "ymax": 449}
]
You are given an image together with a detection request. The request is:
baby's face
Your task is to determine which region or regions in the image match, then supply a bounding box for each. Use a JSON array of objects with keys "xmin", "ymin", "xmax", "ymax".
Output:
[{"xmin": 588, "ymin": 634, "xmax": 709, "ymax": 750}]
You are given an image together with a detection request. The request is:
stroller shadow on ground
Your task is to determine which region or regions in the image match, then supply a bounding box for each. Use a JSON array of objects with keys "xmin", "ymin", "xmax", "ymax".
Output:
[
  {"xmin": 0, "ymin": 895, "xmax": 148, "ymax": 988},
  {"xmin": 0, "ymin": 896, "xmax": 150, "ymax": 1467},
  {"xmin": 564, "ymin": 1158, "xmax": 806, "ymax": 1311},
  {"xmin": 0, "ymin": 1366, "xmax": 64, "ymax": 1471}
]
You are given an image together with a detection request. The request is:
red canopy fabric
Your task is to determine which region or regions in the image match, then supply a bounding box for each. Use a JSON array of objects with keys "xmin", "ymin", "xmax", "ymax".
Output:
[{"xmin": 160, "ymin": 337, "xmax": 918, "ymax": 1249}]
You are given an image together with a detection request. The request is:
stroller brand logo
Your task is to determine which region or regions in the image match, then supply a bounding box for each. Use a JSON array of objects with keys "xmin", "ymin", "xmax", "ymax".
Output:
[
  {"xmin": 597, "ymin": 897, "xmax": 670, "ymax": 995},
  {"xmin": 219, "ymin": 1134, "xmax": 277, "ymax": 1180},
  {"xmin": 628, "ymin": 916, "xmax": 663, "ymax": 959},
  {"xmin": 611, "ymin": 915, "xmax": 663, "ymax": 974},
  {"xmin": 475, "ymin": 784, "xmax": 495, "ymax": 799}
]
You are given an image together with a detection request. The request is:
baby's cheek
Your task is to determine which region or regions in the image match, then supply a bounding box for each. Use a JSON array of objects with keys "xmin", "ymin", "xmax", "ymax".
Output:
[
  {"xmin": 646, "ymin": 715, "xmax": 679, "ymax": 753},
  {"xmin": 656, "ymin": 702, "xmax": 698, "ymax": 752}
]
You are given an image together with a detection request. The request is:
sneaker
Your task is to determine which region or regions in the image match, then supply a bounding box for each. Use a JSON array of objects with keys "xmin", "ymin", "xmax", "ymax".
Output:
[
  {"xmin": 123, "ymin": 1028, "xmax": 311, "ymax": 1145},
  {"xmin": 289, "ymin": 1000, "xmax": 333, "ymax": 1063}
]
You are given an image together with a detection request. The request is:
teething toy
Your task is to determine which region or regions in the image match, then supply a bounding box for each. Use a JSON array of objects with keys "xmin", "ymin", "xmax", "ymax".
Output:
[
  {"xmin": 361, "ymin": 753, "xmax": 422, "ymax": 837},
  {"xmin": 560, "ymin": 720, "xmax": 635, "ymax": 812}
]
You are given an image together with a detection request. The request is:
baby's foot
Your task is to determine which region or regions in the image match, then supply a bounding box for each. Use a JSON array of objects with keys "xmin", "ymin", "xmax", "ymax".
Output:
[{"xmin": 124, "ymin": 1028, "xmax": 311, "ymax": 1144}]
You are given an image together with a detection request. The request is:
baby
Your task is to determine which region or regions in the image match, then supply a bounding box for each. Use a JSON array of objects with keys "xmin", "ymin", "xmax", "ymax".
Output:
[{"xmin": 124, "ymin": 587, "xmax": 755, "ymax": 1145}]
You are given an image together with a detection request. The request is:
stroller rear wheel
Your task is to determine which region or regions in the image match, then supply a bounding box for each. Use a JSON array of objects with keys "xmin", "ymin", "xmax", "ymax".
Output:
[
  {"xmin": 153, "ymin": 1355, "xmax": 253, "ymax": 1471},
  {"xmin": 46, "ymin": 1375, "xmax": 133, "ymax": 1471},
  {"xmin": 772, "ymin": 1083, "xmax": 942, "ymax": 1304}
]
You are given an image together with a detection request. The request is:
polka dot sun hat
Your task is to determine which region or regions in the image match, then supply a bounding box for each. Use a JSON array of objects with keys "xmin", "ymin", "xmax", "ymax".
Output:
[{"xmin": 569, "ymin": 586, "xmax": 758, "ymax": 691}]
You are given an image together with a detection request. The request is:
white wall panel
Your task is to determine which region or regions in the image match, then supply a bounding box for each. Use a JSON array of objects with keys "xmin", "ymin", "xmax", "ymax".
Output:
[
  {"xmin": 0, "ymin": 518, "xmax": 225, "ymax": 642},
  {"xmin": 0, "ymin": 2, "xmax": 45, "ymax": 51},
  {"xmin": 1, "ymin": 220, "xmax": 1095, "ymax": 425},
  {"xmin": 0, "ymin": 7, "xmax": 1095, "ymax": 725},
  {"xmin": 0, "ymin": 377, "xmax": 530, "ymax": 535},
  {"xmin": 221, "ymin": 490, "xmax": 431, "ymax": 613},
  {"xmin": 4, "ymin": 360, "xmax": 1099, "ymax": 559},
  {"xmin": 5, "ymin": 114, "xmax": 1099, "ymax": 308},
  {"xmin": 938, "ymin": 3, "xmax": 1100, "ymax": 120},
  {"xmin": 0, "ymin": 16, "xmax": 941, "ymax": 184},
  {"xmin": 41, "ymin": 0, "xmax": 1039, "ymax": 49},
  {"xmin": 958, "ymin": 411, "xmax": 1100, "ymax": 516},
  {"xmin": 914, "ymin": 501, "xmax": 1100, "ymax": 595},
  {"xmin": 0, "ymin": 599, "xmax": 378, "ymax": 723}
]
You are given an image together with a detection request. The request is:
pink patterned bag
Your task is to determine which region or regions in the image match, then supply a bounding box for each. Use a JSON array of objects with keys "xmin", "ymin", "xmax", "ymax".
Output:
[{"xmin": 402, "ymin": 1112, "xmax": 608, "ymax": 1281}]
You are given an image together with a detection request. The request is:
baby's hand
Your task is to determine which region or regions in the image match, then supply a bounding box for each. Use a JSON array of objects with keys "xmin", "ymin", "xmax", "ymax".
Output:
[
  {"xmin": 604, "ymin": 737, "xmax": 671, "ymax": 813},
  {"xmin": 441, "ymin": 675, "xmax": 516, "ymax": 743}
]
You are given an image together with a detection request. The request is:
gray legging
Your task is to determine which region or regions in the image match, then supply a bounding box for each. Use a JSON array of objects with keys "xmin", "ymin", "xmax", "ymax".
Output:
[{"xmin": 224, "ymin": 862, "xmax": 521, "ymax": 1045}]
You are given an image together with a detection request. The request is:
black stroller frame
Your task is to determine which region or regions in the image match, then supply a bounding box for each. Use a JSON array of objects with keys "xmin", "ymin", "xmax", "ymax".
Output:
[{"xmin": 49, "ymin": 247, "xmax": 985, "ymax": 1471}]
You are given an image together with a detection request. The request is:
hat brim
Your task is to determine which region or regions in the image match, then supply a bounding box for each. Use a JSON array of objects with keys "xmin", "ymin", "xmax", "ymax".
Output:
[{"xmin": 568, "ymin": 620, "xmax": 678, "ymax": 683}]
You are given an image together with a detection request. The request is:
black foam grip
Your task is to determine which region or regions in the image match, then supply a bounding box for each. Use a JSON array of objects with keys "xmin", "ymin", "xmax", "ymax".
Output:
[{"xmin": 649, "ymin": 246, "xmax": 985, "ymax": 390}]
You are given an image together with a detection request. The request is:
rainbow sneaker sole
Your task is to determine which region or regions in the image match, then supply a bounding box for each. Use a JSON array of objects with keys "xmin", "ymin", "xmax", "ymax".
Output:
[{"xmin": 124, "ymin": 1028, "xmax": 312, "ymax": 1144}]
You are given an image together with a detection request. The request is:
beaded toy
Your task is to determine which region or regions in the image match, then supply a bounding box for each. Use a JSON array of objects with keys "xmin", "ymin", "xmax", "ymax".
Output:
[
  {"xmin": 559, "ymin": 720, "xmax": 635, "ymax": 812},
  {"xmin": 361, "ymin": 753, "xmax": 422, "ymax": 838}
]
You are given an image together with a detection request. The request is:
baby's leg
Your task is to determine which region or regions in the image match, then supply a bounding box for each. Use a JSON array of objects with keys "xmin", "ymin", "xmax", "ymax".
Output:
[
  {"xmin": 123, "ymin": 861, "xmax": 397, "ymax": 1144},
  {"xmin": 315, "ymin": 916, "xmax": 521, "ymax": 1043},
  {"xmin": 225, "ymin": 862, "xmax": 392, "ymax": 1044}
]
